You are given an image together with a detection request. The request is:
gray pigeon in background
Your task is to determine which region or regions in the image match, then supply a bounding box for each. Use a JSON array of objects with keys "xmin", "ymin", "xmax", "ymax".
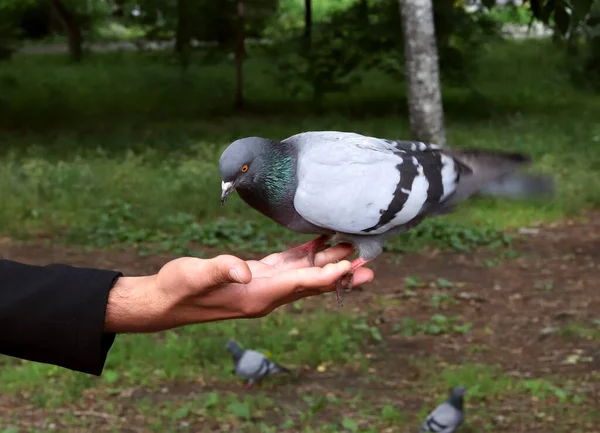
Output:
[
  {"xmin": 225, "ymin": 339, "xmax": 290, "ymax": 388},
  {"xmin": 420, "ymin": 386, "xmax": 466, "ymax": 433},
  {"xmin": 219, "ymin": 131, "xmax": 554, "ymax": 305}
]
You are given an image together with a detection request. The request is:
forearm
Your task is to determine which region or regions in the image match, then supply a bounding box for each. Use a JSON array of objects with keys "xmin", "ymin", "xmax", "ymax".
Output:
[{"xmin": 103, "ymin": 274, "xmax": 165, "ymax": 333}]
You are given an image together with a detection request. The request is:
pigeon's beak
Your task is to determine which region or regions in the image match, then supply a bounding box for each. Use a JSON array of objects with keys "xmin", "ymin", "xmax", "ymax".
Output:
[{"xmin": 221, "ymin": 181, "xmax": 235, "ymax": 205}]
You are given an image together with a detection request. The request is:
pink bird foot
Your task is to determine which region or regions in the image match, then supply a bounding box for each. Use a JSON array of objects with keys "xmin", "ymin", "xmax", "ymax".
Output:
[
  {"xmin": 335, "ymin": 257, "xmax": 370, "ymax": 306},
  {"xmin": 283, "ymin": 235, "xmax": 329, "ymax": 266}
]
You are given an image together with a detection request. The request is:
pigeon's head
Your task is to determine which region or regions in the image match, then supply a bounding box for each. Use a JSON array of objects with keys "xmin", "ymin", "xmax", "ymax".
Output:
[
  {"xmin": 448, "ymin": 386, "xmax": 466, "ymax": 409},
  {"xmin": 219, "ymin": 136, "xmax": 274, "ymax": 205},
  {"xmin": 225, "ymin": 339, "xmax": 244, "ymax": 360},
  {"xmin": 225, "ymin": 339, "xmax": 242, "ymax": 352}
]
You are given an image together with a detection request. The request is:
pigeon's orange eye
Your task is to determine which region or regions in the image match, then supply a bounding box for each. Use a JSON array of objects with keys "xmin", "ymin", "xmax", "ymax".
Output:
[{"xmin": 241, "ymin": 164, "xmax": 249, "ymax": 173}]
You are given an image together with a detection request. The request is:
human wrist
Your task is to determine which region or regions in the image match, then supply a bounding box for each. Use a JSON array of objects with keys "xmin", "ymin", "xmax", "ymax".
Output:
[{"xmin": 104, "ymin": 274, "xmax": 166, "ymax": 333}]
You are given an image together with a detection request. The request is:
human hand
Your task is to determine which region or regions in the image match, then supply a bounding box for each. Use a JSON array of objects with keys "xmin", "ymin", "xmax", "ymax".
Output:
[{"xmin": 104, "ymin": 244, "xmax": 374, "ymax": 333}]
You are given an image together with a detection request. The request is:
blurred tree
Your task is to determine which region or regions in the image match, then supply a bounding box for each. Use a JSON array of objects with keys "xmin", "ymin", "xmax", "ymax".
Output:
[
  {"xmin": 175, "ymin": 0, "xmax": 191, "ymax": 68},
  {"xmin": 267, "ymin": 0, "xmax": 498, "ymax": 110},
  {"xmin": 112, "ymin": 0, "xmax": 125, "ymax": 17},
  {"xmin": 0, "ymin": 22, "xmax": 17, "ymax": 61},
  {"xmin": 524, "ymin": 0, "xmax": 600, "ymax": 89},
  {"xmin": 433, "ymin": 1, "xmax": 500, "ymax": 85},
  {"xmin": 235, "ymin": 0, "xmax": 245, "ymax": 109},
  {"xmin": 358, "ymin": 0, "xmax": 369, "ymax": 24},
  {"xmin": 18, "ymin": 2, "xmax": 51, "ymax": 40},
  {"xmin": 49, "ymin": 0, "xmax": 82, "ymax": 62},
  {"xmin": 266, "ymin": 1, "xmax": 393, "ymax": 108},
  {"xmin": 127, "ymin": 0, "xmax": 277, "ymax": 45},
  {"xmin": 0, "ymin": 0, "xmax": 40, "ymax": 60},
  {"xmin": 304, "ymin": 0, "xmax": 312, "ymax": 45},
  {"xmin": 398, "ymin": 0, "xmax": 446, "ymax": 145}
]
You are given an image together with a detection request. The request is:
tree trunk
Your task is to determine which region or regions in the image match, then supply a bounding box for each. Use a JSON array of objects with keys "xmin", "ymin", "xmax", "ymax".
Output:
[
  {"xmin": 304, "ymin": 0, "xmax": 312, "ymax": 45},
  {"xmin": 175, "ymin": 0, "xmax": 188, "ymax": 53},
  {"xmin": 175, "ymin": 0, "xmax": 191, "ymax": 68},
  {"xmin": 49, "ymin": 0, "xmax": 83, "ymax": 63},
  {"xmin": 113, "ymin": 0, "xmax": 125, "ymax": 18},
  {"xmin": 566, "ymin": 28, "xmax": 579, "ymax": 57},
  {"xmin": 398, "ymin": 0, "xmax": 446, "ymax": 146},
  {"xmin": 359, "ymin": 0, "xmax": 369, "ymax": 24},
  {"xmin": 234, "ymin": 0, "xmax": 245, "ymax": 110}
]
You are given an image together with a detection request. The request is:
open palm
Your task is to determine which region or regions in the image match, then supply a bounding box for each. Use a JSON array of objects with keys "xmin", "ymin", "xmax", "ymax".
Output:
[{"xmin": 152, "ymin": 244, "xmax": 374, "ymax": 329}]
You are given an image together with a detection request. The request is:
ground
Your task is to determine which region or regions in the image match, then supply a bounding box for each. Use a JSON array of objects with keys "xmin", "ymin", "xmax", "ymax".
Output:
[
  {"xmin": 1, "ymin": 6, "xmax": 598, "ymax": 432},
  {"xmin": 1, "ymin": 214, "xmax": 599, "ymax": 433}
]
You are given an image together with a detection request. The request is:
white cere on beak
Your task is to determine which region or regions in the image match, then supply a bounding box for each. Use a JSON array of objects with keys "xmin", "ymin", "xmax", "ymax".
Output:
[
  {"xmin": 221, "ymin": 181, "xmax": 235, "ymax": 205},
  {"xmin": 222, "ymin": 181, "xmax": 233, "ymax": 192}
]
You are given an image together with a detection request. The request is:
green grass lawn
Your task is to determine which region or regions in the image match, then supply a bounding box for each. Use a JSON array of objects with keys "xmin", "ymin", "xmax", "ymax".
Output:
[
  {"xmin": 1, "ymin": 298, "xmax": 595, "ymax": 431},
  {"xmin": 0, "ymin": 37, "xmax": 599, "ymax": 432},
  {"xmin": 0, "ymin": 39, "xmax": 598, "ymax": 256},
  {"xmin": 0, "ymin": 306, "xmax": 376, "ymax": 406}
]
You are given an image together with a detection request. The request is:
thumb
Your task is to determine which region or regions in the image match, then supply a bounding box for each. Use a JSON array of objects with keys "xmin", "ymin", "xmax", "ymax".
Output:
[{"xmin": 203, "ymin": 254, "xmax": 252, "ymax": 285}]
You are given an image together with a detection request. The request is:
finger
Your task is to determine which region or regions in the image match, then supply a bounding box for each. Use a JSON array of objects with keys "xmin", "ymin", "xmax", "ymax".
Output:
[
  {"xmin": 253, "ymin": 260, "xmax": 353, "ymax": 300},
  {"xmin": 201, "ymin": 254, "xmax": 252, "ymax": 285},
  {"xmin": 269, "ymin": 243, "xmax": 355, "ymax": 271},
  {"xmin": 312, "ymin": 244, "xmax": 355, "ymax": 267},
  {"xmin": 210, "ymin": 265, "xmax": 375, "ymax": 320},
  {"xmin": 347, "ymin": 267, "xmax": 374, "ymax": 287},
  {"xmin": 296, "ymin": 267, "xmax": 374, "ymax": 294},
  {"xmin": 270, "ymin": 267, "xmax": 375, "ymax": 306},
  {"xmin": 258, "ymin": 252, "xmax": 285, "ymax": 267}
]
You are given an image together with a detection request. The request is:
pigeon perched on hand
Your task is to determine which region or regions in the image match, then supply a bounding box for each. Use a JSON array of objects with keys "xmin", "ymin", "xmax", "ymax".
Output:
[
  {"xmin": 420, "ymin": 386, "xmax": 466, "ymax": 433},
  {"xmin": 219, "ymin": 131, "xmax": 553, "ymax": 305},
  {"xmin": 225, "ymin": 339, "xmax": 290, "ymax": 388}
]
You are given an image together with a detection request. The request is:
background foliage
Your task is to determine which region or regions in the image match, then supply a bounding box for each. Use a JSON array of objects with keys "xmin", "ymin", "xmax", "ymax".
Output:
[{"xmin": 1, "ymin": 2, "xmax": 600, "ymax": 432}]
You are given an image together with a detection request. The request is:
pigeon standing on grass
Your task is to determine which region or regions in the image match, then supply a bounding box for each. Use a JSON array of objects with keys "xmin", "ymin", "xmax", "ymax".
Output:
[
  {"xmin": 420, "ymin": 386, "xmax": 466, "ymax": 433},
  {"xmin": 219, "ymin": 131, "xmax": 554, "ymax": 305},
  {"xmin": 225, "ymin": 339, "xmax": 291, "ymax": 388}
]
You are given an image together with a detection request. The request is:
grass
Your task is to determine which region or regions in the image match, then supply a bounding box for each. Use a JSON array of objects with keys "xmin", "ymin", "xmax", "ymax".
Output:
[
  {"xmin": 0, "ymin": 307, "xmax": 379, "ymax": 408},
  {"xmin": 1, "ymin": 298, "xmax": 596, "ymax": 432},
  {"xmin": 559, "ymin": 321, "xmax": 600, "ymax": 341},
  {"xmin": 416, "ymin": 360, "xmax": 586, "ymax": 404},
  {"xmin": 1, "ymin": 352, "xmax": 594, "ymax": 432},
  {"xmin": 392, "ymin": 314, "xmax": 473, "ymax": 337},
  {"xmin": 0, "ymin": 39, "xmax": 599, "ymax": 255},
  {"xmin": 0, "ymin": 36, "xmax": 599, "ymax": 432}
]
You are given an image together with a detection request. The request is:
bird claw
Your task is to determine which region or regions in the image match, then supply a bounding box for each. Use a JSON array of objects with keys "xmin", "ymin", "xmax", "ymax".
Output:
[
  {"xmin": 335, "ymin": 278, "xmax": 344, "ymax": 306},
  {"xmin": 344, "ymin": 271, "xmax": 354, "ymax": 291},
  {"xmin": 334, "ymin": 260, "xmax": 354, "ymax": 306},
  {"xmin": 307, "ymin": 247, "xmax": 317, "ymax": 267},
  {"xmin": 333, "ymin": 256, "xmax": 369, "ymax": 306}
]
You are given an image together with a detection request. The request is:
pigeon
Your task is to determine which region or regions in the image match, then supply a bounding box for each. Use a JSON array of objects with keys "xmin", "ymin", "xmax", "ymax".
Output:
[
  {"xmin": 225, "ymin": 339, "xmax": 291, "ymax": 388},
  {"xmin": 219, "ymin": 131, "xmax": 554, "ymax": 305},
  {"xmin": 420, "ymin": 386, "xmax": 466, "ymax": 433}
]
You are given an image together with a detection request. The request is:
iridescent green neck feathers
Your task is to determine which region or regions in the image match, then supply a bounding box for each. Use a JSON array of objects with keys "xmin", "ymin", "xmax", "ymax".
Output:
[{"xmin": 261, "ymin": 148, "xmax": 296, "ymax": 205}]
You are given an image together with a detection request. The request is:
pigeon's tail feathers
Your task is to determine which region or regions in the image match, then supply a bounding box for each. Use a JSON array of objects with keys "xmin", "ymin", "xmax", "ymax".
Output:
[
  {"xmin": 478, "ymin": 172, "xmax": 555, "ymax": 199},
  {"xmin": 445, "ymin": 148, "xmax": 551, "ymax": 203},
  {"xmin": 270, "ymin": 362, "xmax": 291, "ymax": 374}
]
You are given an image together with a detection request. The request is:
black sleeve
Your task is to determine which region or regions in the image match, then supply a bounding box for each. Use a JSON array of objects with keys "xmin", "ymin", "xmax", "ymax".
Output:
[{"xmin": 0, "ymin": 260, "xmax": 123, "ymax": 376}]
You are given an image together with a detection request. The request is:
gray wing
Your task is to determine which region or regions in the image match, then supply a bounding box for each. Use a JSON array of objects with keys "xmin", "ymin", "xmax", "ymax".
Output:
[
  {"xmin": 284, "ymin": 130, "xmax": 402, "ymax": 154},
  {"xmin": 235, "ymin": 350, "xmax": 267, "ymax": 379},
  {"xmin": 383, "ymin": 139, "xmax": 444, "ymax": 151},
  {"xmin": 236, "ymin": 350, "xmax": 283, "ymax": 380},
  {"xmin": 420, "ymin": 403, "xmax": 464, "ymax": 433},
  {"xmin": 286, "ymin": 131, "xmax": 460, "ymax": 235}
]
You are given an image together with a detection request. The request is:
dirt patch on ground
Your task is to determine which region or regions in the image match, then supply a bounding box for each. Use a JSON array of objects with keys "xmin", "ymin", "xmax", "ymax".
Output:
[{"xmin": 1, "ymin": 214, "xmax": 600, "ymax": 432}]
